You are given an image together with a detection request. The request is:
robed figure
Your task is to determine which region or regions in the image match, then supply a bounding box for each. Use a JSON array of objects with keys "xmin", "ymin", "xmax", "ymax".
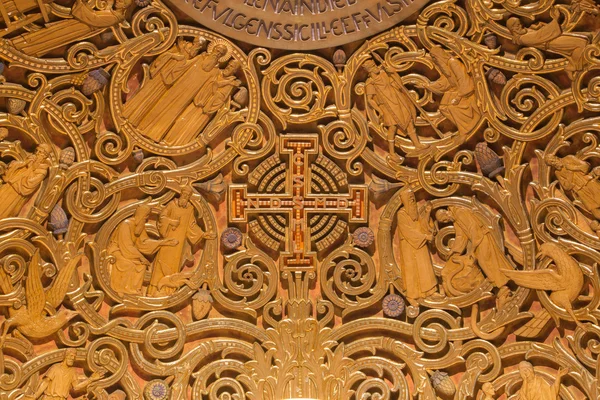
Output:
[
  {"xmin": 363, "ymin": 58, "xmax": 425, "ymax": 162},
  {"xmin": 147, "ymin": 186, "xmax": 210, "ymax": 297},
  {"xmin": 0, "ymin": 143, "xmax": 51, "ymax": 219},
  {"xmin": 108, "ymin": 204, "xmax": 176, "ymax": 295},
  {"xmin": 135, "ymin": 44, "xmax": 228, "ymax": 143},
  {"xmin": 396, "ymin": 190, "xmax": 438, "ymax": 303},
  {"xmin": 163, "ymin": 60, "xmax": 242, "ymax": 146},
  {"xmin": 123, "ymin": 38, "xmax": 201, "ymax": 126},
  {"xmin": 507, "ymin": 9, "xmax": 592, "ymax": 78},
  {"xmin": 10, "ymin": 0, "xmax": 130, "ymax": 57},
  {"xmin": 514, "ymin": 362, "xmax": 567, "ymax": 400},
  {"xmin": 436, "ymin": 207, "xmax": 512, "ymax": 288},
  {"xmin": 545, "ymin": 154, "xmax": 600, "ymax": 219},
  {"xmin": 427, "ymin": 46, "xmax": 481, "ymax": 138}
]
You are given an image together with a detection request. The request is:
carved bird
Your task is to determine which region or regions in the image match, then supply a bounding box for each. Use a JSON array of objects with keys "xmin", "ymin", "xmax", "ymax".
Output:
[
  {"xmin": 0, "ymin": 249, "xmax": 82, "ymax": 344},
  {"xmin": 502, "ymin": 242, "xmax": 585, "ymax": 334}
]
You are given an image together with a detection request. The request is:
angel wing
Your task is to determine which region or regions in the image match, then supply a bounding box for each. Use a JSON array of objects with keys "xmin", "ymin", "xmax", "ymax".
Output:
[
  {"xmin": 46, "ymin": 253, "xmax": 83, "ymax": 309},
  {"xmin": 502, "ymin": 268, "xmax": 567, "ymax": 291},
  {"xmin": 25, "ymin": 250, "xmax": 46, "ymax": 317},
  {"xmin": 514, "ymin": 309, "xmax": 553, "ymax": 338}
]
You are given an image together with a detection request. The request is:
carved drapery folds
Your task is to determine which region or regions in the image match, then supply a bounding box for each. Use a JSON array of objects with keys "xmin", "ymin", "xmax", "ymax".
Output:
[{"xmin": 0, "ymin": 0, "xmax": 598, "ymax": 399}]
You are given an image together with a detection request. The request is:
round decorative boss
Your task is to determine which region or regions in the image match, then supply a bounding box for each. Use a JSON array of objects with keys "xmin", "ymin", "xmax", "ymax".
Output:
[
  {"xmin": 221, "ymin": 227, "xmax": 243, "ymax": 250},
  {"xmin": 352, "ymin": 227, "xmax": 374, "ymax": 248},
  {"xmin": 382, "ymin": 293, "xmax": 405, "ymax": 317},
  {"xmin": 144, "ymin": 380, "xmax": 169, "ymax": 400}
]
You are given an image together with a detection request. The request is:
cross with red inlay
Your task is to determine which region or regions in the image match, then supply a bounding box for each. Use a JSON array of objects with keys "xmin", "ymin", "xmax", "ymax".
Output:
[{"xmin": 229, "ymin": 134, "xmax": 368, "ymax": 270}]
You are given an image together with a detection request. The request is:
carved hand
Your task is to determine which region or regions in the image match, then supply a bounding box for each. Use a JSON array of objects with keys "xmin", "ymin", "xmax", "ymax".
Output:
[
  {"xmin": 162, "ymin": 238, "xmax": 179, "ymax": 247},
  {"xmin": 203, "ymin": 231, "xmax": 217, "ymax": 240},
  {"xmin": 90, "ymin": 369, "xmax": 106, "ymax": 381}
]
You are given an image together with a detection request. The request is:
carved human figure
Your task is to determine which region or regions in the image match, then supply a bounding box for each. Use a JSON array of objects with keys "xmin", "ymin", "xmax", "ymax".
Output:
[
  {"xmin": 108, "ymin": 203, "xmax": 178, "ymax": 296},
  {"xmin": 545, "ymin": 154, "xmax": 600, "ymax": 221},
  {"xmin": 482, "ymin": 382, "xmax": 495, "ymax": 400},
  {"xmin": 163, "ymin": 59, "xmax": 242, "ymax": 146},
  {"xmin": 363, "ymin": 58, "xmax": 425, "ymax": 162},
  {"xmin": 9, "ymin": 0, "xmax": 131, "ymax": 57},
  {"xmin": 507, "ymin": 8, "xmax": 593, "ymax": 78},
  {"xmin": 425, "ymin": 46, "xmax": 481, "ymax": 138},
  {"xmin": 436, "ymin": 207, "xmax": 512, "ymax": 289},
  {"xmin": 0, "ymin": 143, "xmax": 52, "ymax": 219},
  {"xmin": 123, "ymin": 37, "xmax": 203, "ymax": 126},
  {"xmin": 135, "ymin": 44, "xmax": 229, "ymax": 143},
  {"xmin": 514, "ymin": 361, "xmax": 567, "ymax": 400},
  {"xmin": 396, "ymin": 189, "xmax": 438, "ymax": 304},
  {"xmin": 24, "ymin": 349, "xmax": 105, "ymax": 400},
  {"xmin": 147, "ymin": 186, "xmax": 213, "ymax": 297}
]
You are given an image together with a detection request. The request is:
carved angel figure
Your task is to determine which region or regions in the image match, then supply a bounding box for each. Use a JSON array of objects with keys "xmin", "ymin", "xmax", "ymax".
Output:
[
  {"xmin": 507, "ymin": 7, "xmax": 596, "ymax": 78},
  {"xmin": 0, "ymin": 143, "xmax": 52, "ymax": 220},
  {"xmin": 8, "ymin": 0, "xmax": 131, "ymax": 57},
  {"xmin": 22, "ymin": 348, "xmax": 105, "ymax": 400},
  {"xmin": 0, "ymin": 249, "xmax": 82, "ymax": 344},
  {"xmin": 425, "ymin": 46, "xmax": 482, "ymax": 139},
  {"xmin": 503, "ymin": 242, "xmax": 585, "ymax": 328}
]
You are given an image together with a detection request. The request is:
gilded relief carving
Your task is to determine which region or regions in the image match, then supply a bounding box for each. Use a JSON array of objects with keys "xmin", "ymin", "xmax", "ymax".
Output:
[{"xmin": 0, "ymin": 0, "xmax": 598, "ymax": 399}]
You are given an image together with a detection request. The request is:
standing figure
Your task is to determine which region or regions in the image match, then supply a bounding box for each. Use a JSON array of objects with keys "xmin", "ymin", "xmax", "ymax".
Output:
[
  {"xmin": 123, "ymin": 38, "xmax": 202, "ymax": 126},
  {"xmin": 514, "ymin": 361, "xmax": 567, "ymax": 400},
  {"xmin": 23, "ymin": 349, "xmax": 105, "ymax": 400},
  {"xmin": 136, "ymin": 44, "xmax": 228, "ymax": 143},
  {"xmin": 545, "ymin": 154, "xmax": 600, "ymax": 221},
  {"xmin": 426, "ymin": 46, "xmax": 481, "ymax": 139},
  {"xmin": 9, "ymin": 0, "xmax": 131, "ymax": 57},
  {"xmin": 363, "ymin": 58, "xmax": 425, "ymax": 163},
  {"xmin": 436, "ymin": 207, "xmax": 512, "ymax": 289},
  {"xmin": 108, "ymin": 204, "xmax": 178, "ymax": 295},
  {"xmin": 147, "ymin": 186, "xmax": 213, "ymax": 297},
  {"xmin": 163, "ymin": 60, "xmax": 242, "ymax": 146},
  {"xmin": 507, "ymin": 8, "xmax": 593, "ymax": 78},
  {"xmin": 396, "ymin": 189, "xmax": 438, "ymax": 304},
  {"xmin": 0, "ymin": 143, "xmax": 52, "ymax": 219}
]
